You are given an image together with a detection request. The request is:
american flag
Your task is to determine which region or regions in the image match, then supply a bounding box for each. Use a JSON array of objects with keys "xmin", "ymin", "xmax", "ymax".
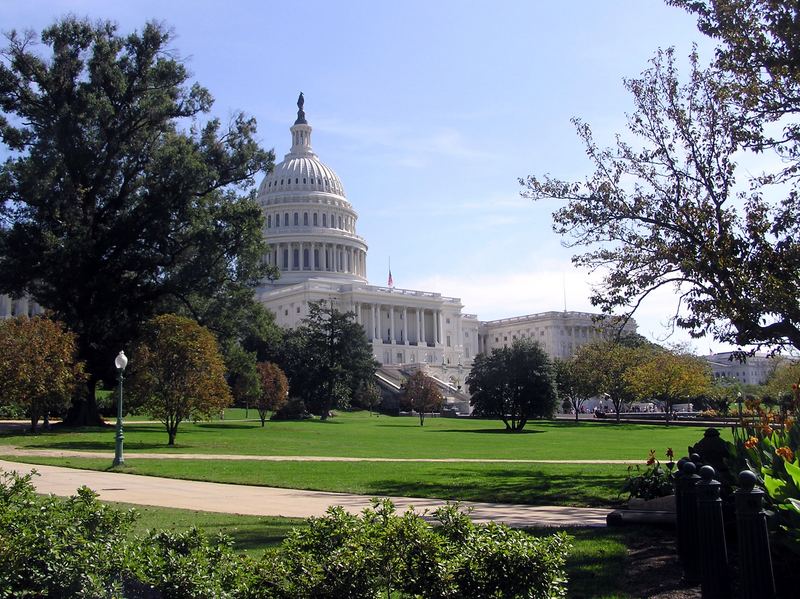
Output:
[{"xmin": 388, "ymin": 269, "xmax": 394, "ymax": 287}]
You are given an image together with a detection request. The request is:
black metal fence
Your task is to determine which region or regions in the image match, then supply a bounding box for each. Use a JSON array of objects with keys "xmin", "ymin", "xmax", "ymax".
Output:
[{"xmin": 674, "ymin": 455, "xmax": 776, "ymax": 599}]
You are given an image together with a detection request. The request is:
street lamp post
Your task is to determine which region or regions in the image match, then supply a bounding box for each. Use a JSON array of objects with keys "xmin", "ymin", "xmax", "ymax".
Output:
[
  {"xmin": 737, "ymin": 391, "xmax": 743, "ymax": 421},
  {"xmin": 112, "ymin": 350, "xmax": 128, "ymax": 467},
  {"xmin": 457, "ymin": 360, "xmax": 464, "ymax": 392},
  {"xmin": 441, "ymin": 358, "xmax": 448, "ymax": 400}
]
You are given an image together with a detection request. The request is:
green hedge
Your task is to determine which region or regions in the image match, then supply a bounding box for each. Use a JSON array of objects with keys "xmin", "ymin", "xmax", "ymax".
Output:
[{"xmin": 0, "ymin": 470, "xmax": 571, "ymax": 598}]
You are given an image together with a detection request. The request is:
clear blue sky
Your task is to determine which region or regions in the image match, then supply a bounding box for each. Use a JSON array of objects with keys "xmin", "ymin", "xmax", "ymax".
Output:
[{"xmin": 2, "ymin": 1, "xmax": 732, "ymax": 352}]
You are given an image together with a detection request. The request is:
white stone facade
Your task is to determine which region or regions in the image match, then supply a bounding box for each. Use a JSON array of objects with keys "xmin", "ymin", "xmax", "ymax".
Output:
[
  {"xmin": 704, "ymin": 352, "xmax": 780, "ymax": 386},
  {"xmin": 256, "ymin": 99, "xmax": 635, "ymax": 372},
  {"xmin": 0, "ymin": 295, "xmax": 43, "ymax": 320},
  {"xmin": 478, "ymin": 311, "xmax": 637, "ymax": 360}
]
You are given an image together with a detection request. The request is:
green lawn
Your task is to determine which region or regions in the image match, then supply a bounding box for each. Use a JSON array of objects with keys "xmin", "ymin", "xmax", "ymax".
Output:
[
  {"xmin": 0, "ymin": 455, "xmax": 629, "ymax": 506},
  {"xmin": 0, "ymin": 411, "xmax": 720, "ymax": 461}
]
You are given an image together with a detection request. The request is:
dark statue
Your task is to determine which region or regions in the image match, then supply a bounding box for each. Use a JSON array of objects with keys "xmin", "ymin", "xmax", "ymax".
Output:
[{"xmin": 295, "ymin": 92, "xmax": 307, "ymax": 125}]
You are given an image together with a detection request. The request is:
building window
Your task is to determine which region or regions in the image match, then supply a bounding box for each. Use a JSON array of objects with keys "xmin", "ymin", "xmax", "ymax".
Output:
[
  {"xmin": 267, "ymin": 215, "xmax": 271, "ymax": 228},
  {"xmin": 446, "ymin": 318, "xmax": 450, "ymax": 324},
  {"xmin": 446, "ymin": 335, "xmax": 451, "ymax": 347},
  {"xmin": 313, "ymin": 213, "xmax": 318, "ymax": 226},
  {"xmin": 303, "ymin": 213, "xmax": 309, "ymax": 226},
  {"xmin": 323, "ymin": 214, "xmax": 327, "ymax": 227},
  {"xmin": 292, "ymin": 248, "xmax": 299, "ymax": 269},
  {"xmin": 293, "ymin": 213, "xmax": 299, "ymax": 226},
  {"xmin": 284, "ymin": 213, "xmax": 289, "ymax": 226},
  {"xmin": 338, "ymin": 215, "xmax": 343, "ymax": 229},
  {"xmin": 284, "ymin": 310, "xmax": 288, "ymax": 316},
  {"xmin": 282, "ymin": 249, "xmax": 288, "ymax": 269},
  {"xmin": 275, "ymin": 214, "xmax": 280, "ymax": 227},
  {"xmin": 297, "ymin": 306, "xmax": 301, "ymax": 314},
  {"xmin": 303, "ymin": 249, "xmax": 309, "ymax": 268}
]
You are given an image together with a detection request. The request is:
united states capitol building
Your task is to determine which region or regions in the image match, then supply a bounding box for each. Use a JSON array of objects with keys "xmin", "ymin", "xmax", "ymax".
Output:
[
  {"xmin": 0, "ymin": 96, "xmax": 633, "ymax": 379},
  {"xmin": 253, "ymin": 96, "xmax": 635, "ymax": 378}
]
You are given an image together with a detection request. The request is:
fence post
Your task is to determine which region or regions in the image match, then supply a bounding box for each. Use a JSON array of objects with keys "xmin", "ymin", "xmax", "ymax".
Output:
[
  {"xmin": 696, "ymin": 465, "xmax": 730, "ymax": 598},
  {"xmin": 676, "ymin": 459, "xmax": 701, "ymax": 583},
  {"xmin": 735, "ymin": 470, "xmax": 775, "ymax": 599}
]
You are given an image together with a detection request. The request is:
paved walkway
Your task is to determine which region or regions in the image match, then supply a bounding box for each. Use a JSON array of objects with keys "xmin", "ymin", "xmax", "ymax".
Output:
[
  {"xmin": 0, "ymin": 459, "xmax": 610, "ymax": 528},
  {"xmin": 0, "ymin": 447, "xmax": 641, "ymax": 464}
]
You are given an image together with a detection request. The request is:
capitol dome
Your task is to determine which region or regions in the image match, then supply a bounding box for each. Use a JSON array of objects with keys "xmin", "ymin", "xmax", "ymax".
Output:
[{"xmin": 257, "ymin": 94, "xmax": 368, "ymax": 286}]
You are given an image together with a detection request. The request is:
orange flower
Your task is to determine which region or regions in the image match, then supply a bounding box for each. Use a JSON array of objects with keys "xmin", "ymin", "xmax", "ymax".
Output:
[
  {"xmin": 666, "ymin": 447, "xmax": 674, "ymax": 460},
  {"xmin": 646, "ymin": 449, "xmax": 656, "ymax": 466},
  {"xmin": 776, "ymin": 446, "xmax": 794, "ymax": 463},
  {"xmin": 744, "ymin": 436, "xmax": 759, "ymax": 449},
  {"xmin": 786, "ymin": 416, "xmax": 795, "ymax": 430}
]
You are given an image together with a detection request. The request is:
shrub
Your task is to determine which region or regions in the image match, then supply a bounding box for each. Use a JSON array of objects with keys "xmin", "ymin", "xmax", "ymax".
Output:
[
  {"xmin": 0, "ymin": 472, "xmax": 572, "ymax": 598},
  {"xmin": 0, "ymin": 470, "xmax": 136, "ymax": 598},
  {"xmin": 622, "ymin": 449, "xmax": 676, "ymax": 500},
  {"xmin": 270, "ymin": 397, "xmax": 310, "ymax": 421}
]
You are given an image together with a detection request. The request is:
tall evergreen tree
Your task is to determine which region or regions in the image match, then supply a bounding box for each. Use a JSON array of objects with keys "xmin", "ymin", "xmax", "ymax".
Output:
[
  {"xmin": 279, "ymin": 300, "xmax": 377, "ymax": 420},
  {"xmin": 0, "ymin": 19, "xmax": 275, "ymax": 423}
]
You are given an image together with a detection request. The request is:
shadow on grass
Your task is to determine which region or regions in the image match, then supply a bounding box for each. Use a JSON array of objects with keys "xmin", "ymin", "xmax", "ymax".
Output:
[
  {"xmin": 368, "ymin": 467, "xmax": 625, "ymax": 508},
  {"xmin": 223, "ymin": 524, "xmax": 305, "ymax": 552},
  {"xmin": 431, "ymin": 428, "xmax": 545, "ymax": 435},
  {"xmin": 195, "ymin": 423, "xmax": 256, "ymax": 430},
  {"xmin": 23, "ymin": 440, "xmax": 183, "ymax": 451}
]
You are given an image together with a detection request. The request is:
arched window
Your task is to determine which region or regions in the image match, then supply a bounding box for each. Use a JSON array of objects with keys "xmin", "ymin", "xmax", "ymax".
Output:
[
  {"xmin": 313, "ymin": 213, "xmax": 318, "ymax": 226},
  {"xmin": 303, "ymin": 213, "xmax": 309, "ymax": 226},
  {"xmin": 338, "ymin": 215, "xmax": 343, "ymax": 229},
  {"xmin": 322, "ymin": 213, "xmax": 327, "ymax": 227},
  {"xmin": 282, "ymin": 249, "xmax": 289, "ymax": 269},
  {"xmin": 293, "ymin": 213, "xmax": 299, "ymax": 226},
  {"xmin": 284, "ymin": 213, "xmax": 289, "ymax": 226},
  {"xmin": 267, "ymin": 215, "xmax": 271, "ymax": 228}
]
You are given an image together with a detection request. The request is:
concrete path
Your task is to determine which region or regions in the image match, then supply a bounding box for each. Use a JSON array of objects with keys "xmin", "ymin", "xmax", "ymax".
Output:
[
  {"xmin": 0, "ymin": 459, "xmax": 610, "ymax": 528},
  {"xmin": 0, "ymin": 446, "xmax": 642, "ymax": 464}
]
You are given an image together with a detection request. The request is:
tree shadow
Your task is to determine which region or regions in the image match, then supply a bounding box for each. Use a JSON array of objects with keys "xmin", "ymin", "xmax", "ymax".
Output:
[
  {"xmin": 24, "ymin": 440, "xmax": 180, "ymax": 451},
  {"xmin": 366, "ymin": 466, "xmax": 625, "ymax": 508},
  {"xmin": 194, "ymin": 423, "xmax": 255, "ymax": 430},
  {"xmin": 431, "ymin": 428, "xmax": 545, "ymax": 435}
]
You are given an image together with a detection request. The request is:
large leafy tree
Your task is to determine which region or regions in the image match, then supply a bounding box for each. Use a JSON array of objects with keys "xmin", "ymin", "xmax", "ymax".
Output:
[
  {"xmin": 0, "ymin": 316, "xmax": 85, "ymax": 431},
  {"xmin": 553, "ymin": 357, "xmax": 594, "ymax": 423},
  {"xmin": 278, "ymin": 300, "xmax": 377, "ymax": 420},
  {"xmin": 128, "ymin": 314, "xmax": 231, "ymax": 445},
  {"xmin": 0, "ymin": 19, "xmax": 275, "ymax": 424},
  {"xmin": 572, "ymin": 339, "xmax": 654, "ymax": 422},
  {"xmin": 625, "ymin": 348, "xmax": 712, "ymax": 420},
  {"xmin": 521, "ymin": 1, "xmax": 800, "ymax": 354},
  {"xmin": 401, "ymin": 370, "xmax": 444, "ymax": 426},
  {"xmin": 255, "ymin": 361, "xmax": 288, "ymax": 426},
  {"xmin": 466, "ymin": 339, "xmax": 557, "ymax": 432},
  {"xmin": 671, "ymin": 0, "xmax": 800, "ymax": 162}
]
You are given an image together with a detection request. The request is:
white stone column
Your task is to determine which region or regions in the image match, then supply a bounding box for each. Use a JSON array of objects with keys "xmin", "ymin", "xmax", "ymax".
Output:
[
  {"xmin": 389, "ymin": 305, "xmax": 395, "ymax": 344},
  {"xmin": 418, "ymin": 309, "xmax": 424, "ymax": 345},
  {"xmin": 402, "ymin": 307, "xmax": 408, "ymax": 344},
  {"xmin": 300, "ymin": 242, "xmax": 305, "ymax": 269},
  {"xmin": 371, "ymin": 304, "xmax": 378, "ymax": 339},
  {"xmin": 437, "ymin": 310, "xmax": 444, "ymax": 345}
]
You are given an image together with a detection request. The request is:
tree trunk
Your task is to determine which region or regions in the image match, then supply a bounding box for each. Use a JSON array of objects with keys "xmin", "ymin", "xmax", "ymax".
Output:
[
  {"xmin": 64, "ymin": 375, "xmax": 105, "ymax": 427},
  {"xmin": 419, "ymin": 413, "xmax": 425, "ymax": 426},
  {"xmin": 168, "ymin": 430, "xmax": 176, "ymax": 445},
  {"xmin": 29, "ymin": 415, "xmax": 38, "ymax": 433},
  {"xmin": 574, "ymin": 410, "xmax": 579, "ymax": 423}
]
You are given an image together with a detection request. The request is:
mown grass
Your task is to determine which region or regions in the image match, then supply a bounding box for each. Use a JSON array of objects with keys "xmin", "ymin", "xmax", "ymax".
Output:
[
  {"xmin": 0, "ymin": 411, "xmax": 721, "ymax": 461},
  {"xmin": 0, "ymin": 455, "xmax": 629, "ymax": 506}
]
